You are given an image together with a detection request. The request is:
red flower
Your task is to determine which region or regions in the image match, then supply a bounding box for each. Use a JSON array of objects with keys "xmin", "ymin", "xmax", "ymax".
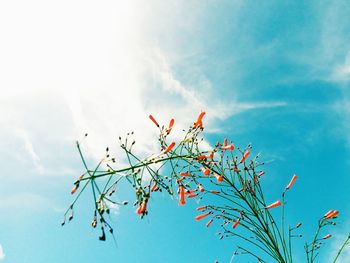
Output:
[
  {"xmin": 265, "ymin": 200, "xmax": 281, "ymax": 209},
  {"xmin": 197, "ymin": 184, "xmax": 205, "ymax": 192},
  {"xmin": 135, "ymin": 202, "xmax": 147, "ymax": 214},
  {"xmin": 213, "ymin": 173, "xmax": 223, "ymax": 183},
  {"xmin": 185, "ymin": 189, "xmax": 197, "ymax": 195},
  {"xmin": 322, "ymin": 234, "xmax": 332, "ymax": 239},
  {"xmin": 325, "ymin": 210, "xmax": 339, "ymax": 219},
  {"xmin": 258, "ymin": 171, "xmax": 265, "ymax": 176},
  {"xmin": 167, "ymin": 118, "xmax": 175, "ymax": 135},
  {"xmin": 164, "ymin": 142, "xmax": 176, "ymax": 154},
  {"xmin": 201, "ymin": 167, "xmax": 211, "ymax": 176},
  {"xmin": 197, "ymin": 206, "xmax": 207, "ymax": 211},
  {"xmin": 195, "ymin": 212, "xmax": 210, "ymax": 221},
  {"xmin": 180, "ymin": 172, "xmax": 193, "ymax": 177},
  {"xmin": 151, "ymin": 183, "xmax": 159, "ymax": 192},
  {"xmin": 239, "ymin": 150, "xmax": 250, "ymax": 163},
  {"xmin": 206, "ymin": 219, "xmax": 213, "ymax": 227},
  {"xmin": 232, "ymin": 218, "xmax": 240, "ymax": 229},
  {"xmin": 194, "ymin": 111, "xmax": 206, "ymax": 129},
  {"xmin": 285, "ymin": 174, "xmax": 297, "ymax": 190},
  {"xmin": 178, "ymin": 186, "xmax": 186, "ymax": 205},
  {"xmin": 149, "ymin": 114, "xmax": 159, "ymax": 127},
  {"xmin": 220, "ymin": 144, "xmax": 234, "ymax": 151},
  {"xmin": 71, "ymin": 186, "xmax": 78, "ymax": 194}
]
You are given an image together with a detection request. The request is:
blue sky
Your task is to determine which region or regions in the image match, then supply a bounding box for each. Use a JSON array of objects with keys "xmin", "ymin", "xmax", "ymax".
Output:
[{"xmin": 1, "ymin": 1, "xmax": 350, "ymax": 262}]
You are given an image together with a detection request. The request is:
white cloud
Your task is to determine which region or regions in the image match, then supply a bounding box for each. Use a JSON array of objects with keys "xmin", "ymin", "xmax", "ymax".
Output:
[
  {"xmin": 0, "ymin": 244, "xmax": 5, "ymax": 261},
  {"xmin": 13, "ymin": 128, "xmax": 44, "ymax": 174},
  {"xmin": 328, "ymin": 233, "xmax": 350, "ymax": 262},
  {"xmin": 0, "ymin": 1, "xmax": 287, "ymax": 175}
]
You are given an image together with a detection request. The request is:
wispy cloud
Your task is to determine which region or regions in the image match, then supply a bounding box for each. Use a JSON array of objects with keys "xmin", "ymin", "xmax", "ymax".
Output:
[{"xmin": 13, "ymin": 128, "xmax": 44, "ymax": 174}]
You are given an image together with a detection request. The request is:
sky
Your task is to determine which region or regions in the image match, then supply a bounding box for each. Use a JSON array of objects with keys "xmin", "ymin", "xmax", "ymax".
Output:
[{"xmin": 0, "ymin": 0, "xmax": 350, "ymax": 262}]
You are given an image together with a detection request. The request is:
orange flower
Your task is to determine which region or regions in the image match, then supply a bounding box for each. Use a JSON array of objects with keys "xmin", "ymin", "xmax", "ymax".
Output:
[
  {"xmin": 135, "ymin": 202, "xmax": 147, "ymax": 214},
  {"xmin": 201, "ymin": 167, "xmax": 211, "ymax": 176},
  {"xmin": 223, "ymin": 138, "xmax": 228, "ymax": 146},
  {"xmin": 239, "ymin": 150, "xmax": 250, "ymax": 163},
  {"xmin": 220, "ymin": 144, "xmax": 234, "ymax": 151},
  {"xmin": 167, "ymin": 118, "xmax": 175, "ymax": 135},
  {"xmin": 178, "ymin": 185, "xmax": 186, "ymax": 205},
  {"xmin": 197, "ymin": 206, "xmax": 207, "ymax": 211},
  {"xmin": 206, "ymin": 219, "xmax": 213, "ymax": 227},
  {"xmin": 210, "ymin": 190, "xmax": 220, "ymax": 194},
  {"xmin": 149, "ymin": 114, "xmax": 159, "ymax": 127},
  {"xmin": 195, "ymin": 212, "xmax": 211, "ymax": 221},
  {"xmin": 187, "ymin": 193, "xmax": 198, "ymax": 198},
  {"xmin": 194, "ymin": 111, "xmax": 206, "ymax": 128},
  {"xmin": 213, "ymin": 173, "xmax": 223, "ymax": 183},
  {"xmin": 285, "ymin": 174, "xmax": 297, "ymax": 190},
  {"xmin": 325, "ymin": 210, "xmax": 339, "ymax": 219},
  {"xmin": 151, "ymin": 183, "xmax": 159, "ymax": 192},
  {"xmin": 197, "ymin": 152, "xmax": 214, "ymax": 160},
  {"xmin": 71, "ymin": 185, "xmax": 78, "ymax": 194},
  {"xmin": 232, "ymin": 218, "xmax": 240, "ymax": 229},
  {"xmin": 185, "ymin": 189, "xmax": 197, "ymax": 195},
  {"xmin": 265, "ymin": 200, "xmax": 281, "ymax": 209},
  {"xmin": 197, "ymin": 184, "xmax": 205, "ymax": 192},
  {"xmin": 322, "ymin": 234, "xmax": 332, "ymax": 239},
  {"xmin": 180, "ymin": 172, "xmax": 193, "ymax": 177},
  {"xmin": 164, "ymin": 142, "xmax": 176, "ymax": 154}
]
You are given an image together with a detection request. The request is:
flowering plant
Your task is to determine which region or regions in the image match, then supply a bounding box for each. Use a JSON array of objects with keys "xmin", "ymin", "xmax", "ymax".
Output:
[{"xmin": 63, "ymin": 112, "xmax": 350, "ymax": 262}]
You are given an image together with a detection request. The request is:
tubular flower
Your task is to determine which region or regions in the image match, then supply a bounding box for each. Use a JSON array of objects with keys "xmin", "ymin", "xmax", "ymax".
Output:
[
  {"xmin": 197, "ymin": 153, "xmax": 213, "ymax": 160},
  {"xmin": 265, "ymin": 200, "xmax": 281, "ymax": 209},
  {"xmin": 220, "ymin": 144, "xmax": 234, "ymax": 151},
  {"xmin": 325, "ymin": 210, "xmax": 339, "ymax": 219},
  {"xmin": 185, "ymin": 189, "xmax": 197, "ymax": 195},
  {"xmin": 71, "ymin": 186, "xmax": 78, "ymax": 194},
  {"xmin": 187, "ymin": 193, "xmax": 198, "ymax": 198},
  {"xmin": 167, "ymin": 118, "xmax": 175, "ymax": 134},
  {"xmin": 239, "ymin": 150, "xmax": 250, "ymax": 163},
  {"xmin": 322, "ymin": 234, "xmax": 332, "ymax": 239},
  {"xmin": 201, "ymin": 167, "xmax": 211, "ymax": 176},
  {"xmin": 164, "ymin": 142, "xmax": 175, "ymax": 154},
  {"xmin": 197, "ymin": 206, "xmax": 207, "ymax": 211},
  {"xmin": 197, "ymin": 184, "xmax": 205, "ymax": 192},
  {"xmin": 232, "ymin": 218, "xmax": 240, "ymax": 229},
  {"xmin": 223, "ymin": 138, "xmax": 228, "ymax": 146},
  {"xmin": 285, "ymin": 174, "xmax": 298, "ymax": 190},
  {"xmin": 135, "ymin": 201, "xmax": 147, "ymax": 215},
  {"xmin": 194, "ymin": 111, "xmax": 206, "ymax": 129},
  {"xmin": 149, "ymin": 114, "xmax": 159, "ymax": 127},
  {"xmin": 206, "ymin": 219, "xmax": 213, "ymax": 227},
  {"xmin": 258, "ymin": 171, "xmax": 265, "ymax": 176},
  {"xmin": 151, "ymin": 183, "xmax": 159, "ymax": 192},
  {"xmin": 213, "ymin": 173, "xmax": 223, "ymax": 183},
  {"xmin": 178, "ymin": 186, "xmax": 186, "ymax": 205},
  {"xmin": 180, "ymin": 172, "xmax": 193, "ymax": 177},
  {"xmin": 195, "ymin": 212, "xmax": 211, "ymax": 221},
  {"xmin": 210, "ymin": 190, "xmax": 220, "ymax": 194}
]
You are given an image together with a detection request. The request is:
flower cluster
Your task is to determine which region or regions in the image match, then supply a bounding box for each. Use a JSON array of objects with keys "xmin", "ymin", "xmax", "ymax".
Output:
[{"xmin": 64, "ymin": 112, "xmax": 349, "ymax": 263}]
